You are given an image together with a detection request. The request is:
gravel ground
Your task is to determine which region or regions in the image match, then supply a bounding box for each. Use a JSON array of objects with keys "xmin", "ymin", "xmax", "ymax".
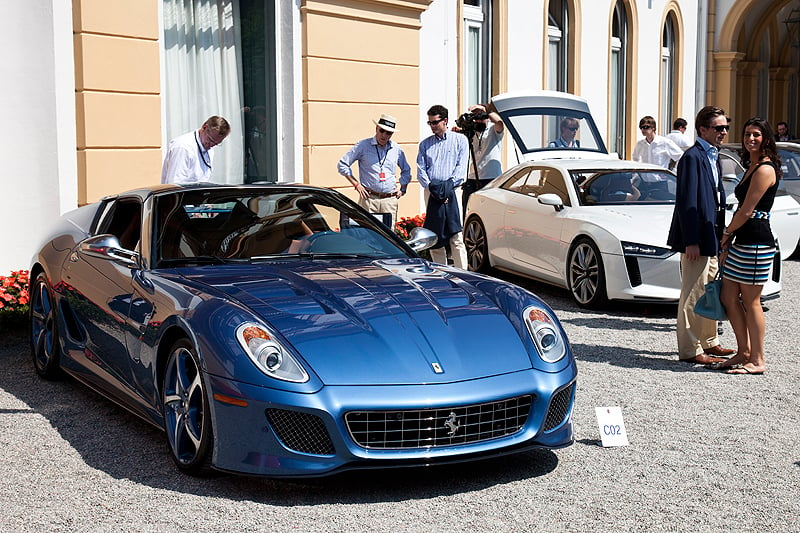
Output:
[{"xmin": 1, "ymin": 261, "xmax": 798, "ymax": 532}]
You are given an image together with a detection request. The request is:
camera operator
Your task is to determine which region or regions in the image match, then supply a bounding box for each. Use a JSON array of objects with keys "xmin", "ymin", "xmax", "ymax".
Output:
[{"xmin": 453, "ymin": 104, "xmax": 504, "ymax": 217}]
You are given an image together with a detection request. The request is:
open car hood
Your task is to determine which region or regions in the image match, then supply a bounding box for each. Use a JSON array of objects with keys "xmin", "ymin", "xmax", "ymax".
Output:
[{"xmin": 490, "ymin": 90, "xmax": 617, "ymax": 162}]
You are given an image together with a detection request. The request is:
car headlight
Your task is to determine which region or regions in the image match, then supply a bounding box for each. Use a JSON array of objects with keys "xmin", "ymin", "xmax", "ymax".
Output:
[
  {"xmin": 236, "ymin": 323, "xmax": 309, "ymax": 383},
  {"xmin": 523, "ymin": 306, "xmax": 567, "ymax": 363},
  {"xmin": 621, "ymin": 241, "xmax": 675, "ymax": 258}
]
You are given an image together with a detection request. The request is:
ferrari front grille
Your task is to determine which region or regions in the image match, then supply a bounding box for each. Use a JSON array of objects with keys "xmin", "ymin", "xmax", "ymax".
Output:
[{"xmin": 345, "ymin": 395, "xmax": 532, "ymax": 450}]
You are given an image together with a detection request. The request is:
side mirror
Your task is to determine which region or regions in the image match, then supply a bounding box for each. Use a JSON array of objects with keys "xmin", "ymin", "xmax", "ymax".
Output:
[
  {"xmin": 538, "ymin": 193, "xmax": 565, "ymax": 212},
  {"xmin": 80, "ymin": 234, "xmax": 140, "ymax": 268},
  {"xmin": 406, "ymin": 226, "xmax": 438, "ymax": 252}
]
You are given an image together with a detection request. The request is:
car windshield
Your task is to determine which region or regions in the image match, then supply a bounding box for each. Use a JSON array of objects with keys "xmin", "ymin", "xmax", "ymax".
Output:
[
  {"xmin": 500, "ymin": 107, "xmax": 607, "ymax": 156},
  {"xmin": 572, "ymin": 169, "xmax": 677, "ymax": 205},
  {"xmin": 153, "ymin": 188, "xmax": 410, "ymax": 267}
]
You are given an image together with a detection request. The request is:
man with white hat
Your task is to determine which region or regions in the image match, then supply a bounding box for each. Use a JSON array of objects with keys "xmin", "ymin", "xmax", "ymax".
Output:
[{"xmin": 338, "ymin": 113, "xmax": 412, "ymax": 229}]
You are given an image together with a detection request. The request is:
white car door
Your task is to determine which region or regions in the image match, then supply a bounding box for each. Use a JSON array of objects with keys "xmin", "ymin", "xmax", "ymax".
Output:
[{"xmin": 504, "ymin": 167, "xmax": 568, "ymax": 277}]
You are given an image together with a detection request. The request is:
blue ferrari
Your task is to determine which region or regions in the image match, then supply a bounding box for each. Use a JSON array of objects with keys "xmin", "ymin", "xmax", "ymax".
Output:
[{"xmin": 29, "ymin": 184, "xmax": 576, "ymax": 477}]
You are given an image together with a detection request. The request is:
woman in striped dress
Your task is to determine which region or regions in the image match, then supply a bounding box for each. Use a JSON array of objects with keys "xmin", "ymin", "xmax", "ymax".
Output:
[{"xmin": 717, "ymin": 117, "xmax": 781, "ymax": 375}]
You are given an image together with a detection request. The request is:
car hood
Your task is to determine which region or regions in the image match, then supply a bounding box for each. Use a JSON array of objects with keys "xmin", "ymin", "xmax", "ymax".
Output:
[
  {"xmin": 190, "ymin": 259, "xmax": 536, "ymax": 385},
  {"xmin": 574, "ymin": 204, "xmax": 675, "ymax": 248}
]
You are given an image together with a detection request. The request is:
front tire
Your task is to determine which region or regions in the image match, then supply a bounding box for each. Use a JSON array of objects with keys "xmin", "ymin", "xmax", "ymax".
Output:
[
  {"xmin": 30, "ymin": 272, "xmax": 62, "ymax": 379},
  {"xmin": 567, "ymin": 238, "xmax": 607, "ymax": 308},
  {"xmin": 464, "ymin": 217, "xmax": 490, "ymax": 272},
  {"xmin": 162, "ymin": 339, "xmax": 214, "ymax": 476}
]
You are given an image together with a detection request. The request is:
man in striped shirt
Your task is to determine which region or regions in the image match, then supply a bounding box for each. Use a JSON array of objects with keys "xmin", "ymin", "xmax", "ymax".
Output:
[{"xmin": 417, "ymin": 105, "xmax": 469, "ymax": 268}]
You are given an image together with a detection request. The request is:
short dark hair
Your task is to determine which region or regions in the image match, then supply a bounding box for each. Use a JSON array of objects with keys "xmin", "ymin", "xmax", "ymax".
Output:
[
  {"xmin": 694, "ymin": 106, "xmax": 726, "ymax": 135},
  {"xmin": 427, "ymin": 105, "xmax": 448, "ymax": 120},
  {"xmin": 672, "ymin": 118, "xmax": 687, "ymax": 130}
]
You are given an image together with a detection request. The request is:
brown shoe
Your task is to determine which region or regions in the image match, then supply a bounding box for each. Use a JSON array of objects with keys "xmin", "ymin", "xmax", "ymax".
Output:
[
  {"xmin": 704, "ymin": 345, "xmax": 735, "ymax": 357},
  {"xmin": 682, "ymin": 354, "xmax": 726, "ymax": 364}
]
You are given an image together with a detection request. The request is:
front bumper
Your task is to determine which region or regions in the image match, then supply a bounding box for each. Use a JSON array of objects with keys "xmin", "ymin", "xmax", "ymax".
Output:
[{"xmin": 206, "ymin": 368, "xmax": 577, "ymax": 477}]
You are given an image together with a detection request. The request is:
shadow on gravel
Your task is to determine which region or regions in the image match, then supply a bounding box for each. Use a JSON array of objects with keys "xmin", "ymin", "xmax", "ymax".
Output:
[
  {"xmin": 0, "ymin": 331, "xmax": 559, "ymax": 504},
  {"xmin": 569, "ymin": 341, "xmax": 719, "ymax": 373}
]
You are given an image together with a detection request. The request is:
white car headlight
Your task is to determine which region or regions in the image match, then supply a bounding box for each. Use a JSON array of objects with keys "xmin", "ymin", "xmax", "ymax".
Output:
[
  {"xmin": 621, "ymin": 241, "xmax": 675, "ymax": 258},
  {"xmin": 523, "ymin": 306, "xmax": 567, "ymax": 363},
  {"xmin": 236, "ymin": 323, "xmax": 309, "ymax": 383}
]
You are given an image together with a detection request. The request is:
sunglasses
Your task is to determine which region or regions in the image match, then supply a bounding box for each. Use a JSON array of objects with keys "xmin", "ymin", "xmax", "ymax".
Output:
[
  {"xmin": 564, "ymin": 127, "xmax": 579, "ymax": 131},
  {"xmin": 712, "ymin": 125, "xmax": 731, "ymax": 132},
  {"xmin": 639, "ymin": 125, "xmax": 653, "ymax": 130},
  {"xmin": 427, "ymin": 118, "xmax": 445, "ymax": 126},
  {"xmin": 377, "ymin": 127, "xmax": 394, "ymax": 135}
]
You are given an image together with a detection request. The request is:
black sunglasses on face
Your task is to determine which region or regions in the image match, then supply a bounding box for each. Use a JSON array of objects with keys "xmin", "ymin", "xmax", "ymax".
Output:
[
  {"xmin": 427, "ymin": 118, "xmax": 445, "ymax": 126},
  {"xmin": 377, "ymin": 128, "xmax": 393, "ymax": 135},
  {"xmin": 712, "ymin": 125, "xmax": 730, "ymax": 132},
  {"xmin": 640, "ymin": 125, "xmax": 652, "ymax": 130}
]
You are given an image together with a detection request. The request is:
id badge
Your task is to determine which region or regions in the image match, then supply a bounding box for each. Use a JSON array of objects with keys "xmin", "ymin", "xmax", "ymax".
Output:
[{"xmin": 379, "ymin": 172, "xmax": 386, "ymax": 181}]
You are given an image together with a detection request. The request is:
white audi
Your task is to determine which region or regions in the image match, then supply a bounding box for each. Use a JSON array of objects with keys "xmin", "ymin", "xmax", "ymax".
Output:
[{"xmin": 464, "ymin": 92, "xmax": 795, "ymax": 307}]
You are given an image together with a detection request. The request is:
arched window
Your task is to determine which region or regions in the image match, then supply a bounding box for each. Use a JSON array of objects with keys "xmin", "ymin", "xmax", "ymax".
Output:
[
  {"xmin": 610, "ymin": 0, "xmax": 628, "ymax": 157},
  {"xmin": 660, "ymin": 15, "xmax": 676, "ymax": 136},
  {"xmin": 547, "ymin": 0, "xmax": 568, "ymax": 92},
  {"xmin": 464, "ymin": 0, "xmax": 492, "ymax": 106}
]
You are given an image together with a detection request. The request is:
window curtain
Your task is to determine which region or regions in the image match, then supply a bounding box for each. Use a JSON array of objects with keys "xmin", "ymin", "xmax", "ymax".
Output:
[{"xmin": 163, "ymin": 0, "xmax": 244, "ymax": 184}]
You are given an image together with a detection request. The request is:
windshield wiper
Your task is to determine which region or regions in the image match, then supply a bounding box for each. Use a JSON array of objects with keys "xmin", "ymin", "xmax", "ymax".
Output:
[
  {"xmin": 250, "ymin": 252, "xmax": 379, "ymax": 261},
  {"xmin": 160, "ymin": 256, "xmax": 244, "ymax": 266}
]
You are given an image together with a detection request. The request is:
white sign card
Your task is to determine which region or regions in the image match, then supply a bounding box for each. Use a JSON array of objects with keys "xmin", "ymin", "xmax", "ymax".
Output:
[{"xmin": 595, "ymin": 406, "xmax": 629, "ymax": 447}]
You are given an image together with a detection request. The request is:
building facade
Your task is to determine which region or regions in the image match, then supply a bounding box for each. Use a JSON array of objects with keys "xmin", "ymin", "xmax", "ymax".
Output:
[{"xmin": 2, "ymin": 0, "xmax": 798, "ymax": 272}]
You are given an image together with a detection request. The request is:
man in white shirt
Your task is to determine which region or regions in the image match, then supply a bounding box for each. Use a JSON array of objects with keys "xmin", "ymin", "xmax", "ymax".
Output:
[
  {"xmin": 161, "ymin": 116, "xmax": 230, "ymax": 184},
  {"xmin": 632, "ymin": 116, "xmax": 683, "ymax": 169},
  {"xmin": 666, "ymin": 117, "xmax": 693, "ymax": 151}
]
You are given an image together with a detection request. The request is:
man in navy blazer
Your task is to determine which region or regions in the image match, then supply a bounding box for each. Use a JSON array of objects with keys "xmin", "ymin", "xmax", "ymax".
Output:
[{"xmin": 667, "ymin": 106, "xmax": 735, "ymax": 364}]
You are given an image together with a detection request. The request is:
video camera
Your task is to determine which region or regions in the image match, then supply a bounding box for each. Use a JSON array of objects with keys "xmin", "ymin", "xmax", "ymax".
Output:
[{"xmin": 455, "ymin": 110, "xmax": 490, "ymax": 139}]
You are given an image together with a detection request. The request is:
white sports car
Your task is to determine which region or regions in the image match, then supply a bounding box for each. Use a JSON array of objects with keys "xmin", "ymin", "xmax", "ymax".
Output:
[{"xmin": 464, "ymin": 92, "xmax": 792, "ymax": 308}]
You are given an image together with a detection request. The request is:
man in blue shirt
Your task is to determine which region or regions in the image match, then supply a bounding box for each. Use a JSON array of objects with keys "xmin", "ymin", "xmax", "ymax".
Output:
[
  {"xmin": 338, "ymin": 113, "xmax": 411, "ymax": 229},
  {"xmin": 417, "ymin": 105, "xmax": 469, "ymax": 268},
  {"xmin": 667, "ymin": 106, "xmax": 735, "ymax": 364}
]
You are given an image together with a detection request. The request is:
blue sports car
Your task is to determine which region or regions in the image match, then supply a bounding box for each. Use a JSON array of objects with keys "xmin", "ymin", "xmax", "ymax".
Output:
[{"xmin": 29, "ymin": 184, "xmax": 576, "ymax": 477}]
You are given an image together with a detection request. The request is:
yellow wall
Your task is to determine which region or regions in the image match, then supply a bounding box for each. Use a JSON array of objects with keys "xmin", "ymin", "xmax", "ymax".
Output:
[
  {"xmin": 71, "ymin": 0, "xmax": 432, "ymax": 211},
  {"xmin": 73, "ymin": 0, "xmax": 161, "ymax": 204},
  {"xmin": 301, "ymin": 0, "xmax": 431, "ymax": 212}
]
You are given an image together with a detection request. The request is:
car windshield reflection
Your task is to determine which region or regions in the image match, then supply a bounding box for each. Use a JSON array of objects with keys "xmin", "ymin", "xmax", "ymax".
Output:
[{"xmin": 154, "ymin": 189, "xmax": 409, "ymax": 267}]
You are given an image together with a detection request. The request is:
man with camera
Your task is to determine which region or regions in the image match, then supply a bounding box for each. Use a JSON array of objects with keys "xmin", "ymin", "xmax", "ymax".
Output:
[{"xmin": 454, "ymin": 104, "xmax": 505, "ymax": 217}]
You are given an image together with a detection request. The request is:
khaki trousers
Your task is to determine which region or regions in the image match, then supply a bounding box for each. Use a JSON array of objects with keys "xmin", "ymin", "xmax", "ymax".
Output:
[
  {"xmin": 429, "ymin": 232, "xmax": 468, "ymax": 269},
  {"xmin": 677, "ymin": 254, "xmax": 721, "ymax": 359},
  {"xmin": 359, "ymin": 195, "xmax": 399, "ymax": 230}
]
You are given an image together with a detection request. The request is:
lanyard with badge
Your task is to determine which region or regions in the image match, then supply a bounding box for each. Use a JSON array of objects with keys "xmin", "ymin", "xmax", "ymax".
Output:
[
  {"xmin": 195, "ymin": 132, "xmax": 212, "ymax": 170},
  {"xmin": 376, "ymin": 145, "xmax": 389, "ymax": 181}
]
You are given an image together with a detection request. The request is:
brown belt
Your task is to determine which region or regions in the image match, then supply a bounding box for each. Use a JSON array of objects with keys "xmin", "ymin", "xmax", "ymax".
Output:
[{"xmin": 366, "ymin": 188, "xmax": 396, "ymax": 199}]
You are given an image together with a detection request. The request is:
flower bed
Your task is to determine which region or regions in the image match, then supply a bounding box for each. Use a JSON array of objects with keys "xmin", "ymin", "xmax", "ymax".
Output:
[
  {"xmin": 395, "ymin": 214, "xmax": 426, "ymax": 239},
  {"xmin": 0, "ymin": 270, "xmax": 29, "ymax": 332}
]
